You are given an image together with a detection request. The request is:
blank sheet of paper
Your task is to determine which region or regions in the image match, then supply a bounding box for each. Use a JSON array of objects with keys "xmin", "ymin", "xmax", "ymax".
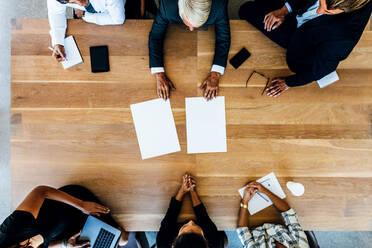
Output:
[
  {"xmin": 185, "ymin": 96, "xmax": 227, "ymax": 154},
  {"xmin": 130, "ymin": 99, "xmax": 181, "ymax": 159},
  {"xmin": 61, "ymin": 36, "xmax": 83, "ymax": 69}
]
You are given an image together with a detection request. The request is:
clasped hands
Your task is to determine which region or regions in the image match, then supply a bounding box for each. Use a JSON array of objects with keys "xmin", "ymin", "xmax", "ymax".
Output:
[
  {"xmin": 177, "ymin": 174, "xmax": 197, "ymax": 197},
  {"xmin": 242, "ymin": 182, "xmax": 268, "ymax": 204},
  {"xmin": 156, "ymin": 71, "xmax": 221, "ymax": 101}
]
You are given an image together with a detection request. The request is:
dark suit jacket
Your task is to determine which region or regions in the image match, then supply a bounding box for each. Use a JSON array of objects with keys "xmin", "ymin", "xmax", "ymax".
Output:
[
  {"xmin": 284, "ymin": 0, "xmax": 372, "ymax": 86},
  {"xmin": 148, "ymin": 0, "xmax": 231, "ymax": 69}
]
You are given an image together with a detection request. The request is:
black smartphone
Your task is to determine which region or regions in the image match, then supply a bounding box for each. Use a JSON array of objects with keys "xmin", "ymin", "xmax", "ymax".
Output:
[{"xmin": 229, "ymin": 47, "xmax": 251, "ymax": 69}]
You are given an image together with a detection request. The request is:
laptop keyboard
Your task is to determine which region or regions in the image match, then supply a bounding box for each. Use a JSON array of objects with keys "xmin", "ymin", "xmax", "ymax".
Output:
[{"xmin": 93, "ymin": 228, "xmax": 115, "ymax": 248}]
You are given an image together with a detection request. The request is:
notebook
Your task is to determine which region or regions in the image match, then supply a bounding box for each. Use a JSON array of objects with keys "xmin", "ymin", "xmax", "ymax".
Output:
[
  {"xmin": 61, "ymin": 36, "xmax": 83, "ymax": 69},
  {"xmin": 238, "ymin": 172, "xmax": 286, "ymax": 215},
  {"xmin": 90, "ymin": 46, "xmax": 110, "ymax": 73}
]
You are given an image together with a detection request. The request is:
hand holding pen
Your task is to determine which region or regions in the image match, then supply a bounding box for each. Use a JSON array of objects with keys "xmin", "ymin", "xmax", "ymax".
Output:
[{"xmin": 48, "ymin": 44, "xmax": 66, "ymax": 62}]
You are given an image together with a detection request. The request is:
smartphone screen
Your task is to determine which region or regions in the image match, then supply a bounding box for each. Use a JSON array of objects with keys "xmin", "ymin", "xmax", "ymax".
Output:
[{"xmin": 229, "ymin": 48, "xmax": 251, "ymax": 69}]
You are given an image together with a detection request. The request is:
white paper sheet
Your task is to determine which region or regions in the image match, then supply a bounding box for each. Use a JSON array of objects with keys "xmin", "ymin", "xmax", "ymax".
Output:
[
  {"xmin": 185, "ymin": 97, "xmax": 227, "ymax": 154},
  {"xmin": 130, "ymin": 99, "xmax": 181, "ymax": 159},
  {"xmin": 61, "ymin": 36, "xmax": 83, "ymax": 69},
  {"xmin": 238, "ymin": 172, "xmax": 286, "ymax": 215},
  {"xmin": 317, "ymin": 71, "xmax": 339, "ymax": 88}
]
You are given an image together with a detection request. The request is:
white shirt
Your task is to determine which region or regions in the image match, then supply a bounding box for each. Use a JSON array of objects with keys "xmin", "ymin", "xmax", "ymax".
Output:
[
  {"xmin": 47, "ymin": 0, "xmax": 125, "ymax": 46},
  {"xmin": 151, "ymin": 65, "xmax": 225, "ymax": 75},
  {"xmin": 285, "ymin": 0, "xmax": 323, "ymax": 28}
]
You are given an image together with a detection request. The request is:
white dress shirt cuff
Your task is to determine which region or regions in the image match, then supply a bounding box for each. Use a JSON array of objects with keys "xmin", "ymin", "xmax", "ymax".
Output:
[
  {"xmin": 83, "ymin": 12, "xmax": 97, "ymax": 24},
  {"xmin": 211, "ymin": 64, "xmax": 225, "ymax": 75},
  {"xmin": 285, "ymin": 2, "xmax": 293, "ymax": 13},
  {"xmin": 151, "ymin": 67, "xmax": 165, "ymax": 74}
]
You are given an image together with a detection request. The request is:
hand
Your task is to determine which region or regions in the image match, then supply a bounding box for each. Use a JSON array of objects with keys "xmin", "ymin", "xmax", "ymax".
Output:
[
  {"xmin": 74, "ymin": 9, "xmax": 85, "ymax": 19},
  {"xmin": 242, "ymin": 187, "xmax": 257, "ymax": 204},
  {"xmin": 247, "ymin": 182, "xmax": 268, "ymax": 194},
  {"xmin": 185, "ymin": 174, "xmax": 196, "ymax": 192},
  {"xmin": 266, "ymin": 78, "xmax": 289, "ymax": 97},
  {"xmin": 263, "ymin": 6, "xmax": 289, "ymax": 32},
  {"xmin": 156, "ymin": 72, "xmax": 176, "ymax": 100},
  {"xmin": 80, "ymin": 201, "xmax": 110, "ymax": 216},
  {"xmin": 52, "ymin": 44, "xmax": 66, "ymax": 62},
  {"xmin": 66, "ymin": 231, "xmax": 90, "ymax": 248},
  {"xmin": 179, "ymin": 174, "xmax": 195, "ymax": 193},
  {"xmin": 200, "ymin": 72, "xmax": 220, "ymax": 101}
]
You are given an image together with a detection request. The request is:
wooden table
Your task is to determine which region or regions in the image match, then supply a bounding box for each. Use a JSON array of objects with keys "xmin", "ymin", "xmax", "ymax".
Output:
[{"xmin": 11, "ymin": 18, "xmax": 372, "ymax": 231}]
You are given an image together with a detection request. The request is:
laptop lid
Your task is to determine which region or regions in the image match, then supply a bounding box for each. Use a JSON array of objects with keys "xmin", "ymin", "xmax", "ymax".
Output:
[{"xmin": 80, "ymin": 216, "xmax": 121, "ymax": 248}]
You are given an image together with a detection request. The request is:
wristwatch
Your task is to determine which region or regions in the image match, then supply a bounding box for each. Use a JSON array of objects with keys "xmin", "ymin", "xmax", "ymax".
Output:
[{"xmin": 240, "ymin": 202, "xmax": 248, "ymax": 209}]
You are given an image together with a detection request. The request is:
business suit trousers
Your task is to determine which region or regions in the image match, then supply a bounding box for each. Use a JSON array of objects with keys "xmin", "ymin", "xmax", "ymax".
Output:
[{"xmin": 239, "ymin": 0, "xmax": 297, "ymax": 49}]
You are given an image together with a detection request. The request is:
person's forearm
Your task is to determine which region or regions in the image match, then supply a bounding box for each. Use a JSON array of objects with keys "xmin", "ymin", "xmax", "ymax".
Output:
[
  {"xmin": 175, "ymin": 188, "xmax": 185, "ymax": 201},
  {"xmin": 237, "ymin": 195, "xmax": 250, "ymax": 227},
  {"xmin": 237, "ymin": 206, "xmax": 249, "ymax": 227},
  {"xmin": 42, "ymin": 186, "xmax": 84, "ymax": 211},
  {"xmin": 190, "ymin": 190, "xmax": 202, "ymax": 207},
  {"xmin": 264, "ymin": 190, "xmax": 290, "ymax": 212}
]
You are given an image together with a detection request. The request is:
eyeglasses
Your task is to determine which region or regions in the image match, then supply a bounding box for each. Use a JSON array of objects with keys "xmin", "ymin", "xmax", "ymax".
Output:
[{"xmin": 245, "ymin": 70, "xmax": 270, "ymax": 95}]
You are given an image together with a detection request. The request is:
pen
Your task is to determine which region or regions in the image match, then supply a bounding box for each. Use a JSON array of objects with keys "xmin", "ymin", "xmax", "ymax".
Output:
[
  {"xmin": 250, "ymin": 189, "xmax": 270, "ymax": 202},
  {"xmin": 256, "ymin": 192, "xmax": 270, "ymax": 202},
  {"xmin": 48, "ymin": 46, "xmax": 67, "ymax": 61}
]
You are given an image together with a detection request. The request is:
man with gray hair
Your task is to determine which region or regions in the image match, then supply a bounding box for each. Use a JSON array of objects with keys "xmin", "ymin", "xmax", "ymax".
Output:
[{"xmin": 149, "ymin": 0, "xmax": 231, "ymax": 100}]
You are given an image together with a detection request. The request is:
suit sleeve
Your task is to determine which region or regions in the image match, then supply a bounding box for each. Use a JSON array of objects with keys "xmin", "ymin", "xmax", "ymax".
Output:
[
  {"xmin": 285, "ymin": 40, "xmax": 355, "ymax": 87},
  {"xmin": 148, "ymin": 0, "xmax": 169, "ymax": 68},
  {"xmin": 213, "ymin": 0, "xmax": 231, "ymax": 68},
  {"xmin": 156, "ymin": 197, "xmax": 182, "ymax": 247},
  {"xmin": 193, "ymin": 203, "xmax": 220, "ymax": 247}
]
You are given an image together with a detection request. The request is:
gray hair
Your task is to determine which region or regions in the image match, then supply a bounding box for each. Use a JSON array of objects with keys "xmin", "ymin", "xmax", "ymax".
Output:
[{"xmin": 178, "ymin": 0, "xmax": 212, "ymax": 28}]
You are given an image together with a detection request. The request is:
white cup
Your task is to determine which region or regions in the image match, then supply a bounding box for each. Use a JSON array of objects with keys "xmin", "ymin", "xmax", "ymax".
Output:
[{"xmin": 286, "ymin": 181, "xmax": 305, "ymax": 197}]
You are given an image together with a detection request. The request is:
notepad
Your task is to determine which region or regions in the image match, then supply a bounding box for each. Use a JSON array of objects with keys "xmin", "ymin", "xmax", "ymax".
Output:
[
  {"xmin": 317, "ymin": 71, "xmax": 339, "ymax": 88},
  {"xmin": 61, "ymin": 36, "xmax": 83, "ymax": 69},
  {"xmin": 238, "ymin": 172, "xmax": 286, "ymax": 215},
  {"xmin": 130, "ymin": 99, "xmax": 181, "ymax": 159},
  {"xmin": 185, "ymin": 97, "xmax": 227, "ymax": 154}
]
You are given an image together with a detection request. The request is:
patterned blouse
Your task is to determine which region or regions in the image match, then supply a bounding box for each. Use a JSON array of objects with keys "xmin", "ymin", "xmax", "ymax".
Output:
[{"xmin": 236, "ymin": 208, "xmax": 310, "ymax": 248}]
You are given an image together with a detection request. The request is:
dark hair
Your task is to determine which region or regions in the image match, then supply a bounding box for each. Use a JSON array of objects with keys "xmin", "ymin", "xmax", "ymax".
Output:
[
  {"xmin": 326, "ymin": 0, "xmax": 370, "ymax": 12},
  {"xmin": 56, "ymin": 0, "xmax": 69, "ymax": 4},
  {"xmin": 172, "ymin": 233, "xmax": 208, "ymax": 248}
]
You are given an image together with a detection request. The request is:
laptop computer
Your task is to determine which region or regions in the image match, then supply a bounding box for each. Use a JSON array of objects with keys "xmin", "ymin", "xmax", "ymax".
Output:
[{"xmin": 80, "ymin": 216, "xmax": 122, "ymax": 248}]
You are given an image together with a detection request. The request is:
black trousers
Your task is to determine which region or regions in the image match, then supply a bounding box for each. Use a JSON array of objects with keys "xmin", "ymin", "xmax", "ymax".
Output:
[
  {"xmin": 36, "ymin": 185, "xmax": 119, "ymax": 244},
  {"xmin": 238, "ymin": 0, "xmax": 298, "ymax": 49}
]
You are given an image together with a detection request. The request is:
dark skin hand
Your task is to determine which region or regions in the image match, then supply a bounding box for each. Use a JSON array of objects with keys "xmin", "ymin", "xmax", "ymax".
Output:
[
  {"xmin": 266, "ymin": 78, "xmax": 289, "ymax": 97},
  {"xmin": 200, "ymin": 72, "xmax": 221, "ymax": 101},
  {"xmin": 74, "ymin": 9, "xmax": 85, "ymax": 18},
  {"xmin": 263, "ymin": 5, "xmax": 289, "ymax": 32},
  {"xmin": 156, "ymin": 72, "xmax": 176, "ymax": 100}
]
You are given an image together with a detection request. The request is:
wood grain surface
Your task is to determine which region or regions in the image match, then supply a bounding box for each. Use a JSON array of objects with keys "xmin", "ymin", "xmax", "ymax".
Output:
[{"xmin": 11, "ymin": 19, "xmax": 372, "ymax": 231}]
